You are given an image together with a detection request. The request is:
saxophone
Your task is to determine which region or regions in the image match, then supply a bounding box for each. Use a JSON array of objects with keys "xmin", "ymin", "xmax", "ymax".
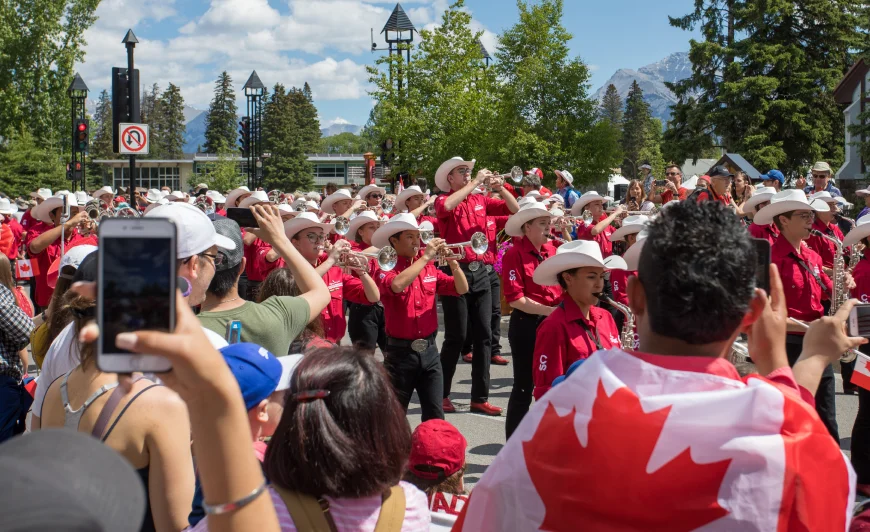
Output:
[
  {"xmin": 598, "ymin": 295, "xmax": 636, "ymax": 349},
  {"xmin": 808, "ymin": 229, "xmax": 856, "ymax": 362}
]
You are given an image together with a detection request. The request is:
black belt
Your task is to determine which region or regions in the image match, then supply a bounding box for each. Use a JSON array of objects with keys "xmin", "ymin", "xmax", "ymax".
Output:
[{"xmin": 386, "ymin": 333, "xmax": 437, "ymax": 353}]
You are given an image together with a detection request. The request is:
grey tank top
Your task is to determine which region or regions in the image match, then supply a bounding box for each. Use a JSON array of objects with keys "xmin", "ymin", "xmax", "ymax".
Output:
[{"xmin": 60, "ymin": 370, "xmax": 119, "ymax": 431}]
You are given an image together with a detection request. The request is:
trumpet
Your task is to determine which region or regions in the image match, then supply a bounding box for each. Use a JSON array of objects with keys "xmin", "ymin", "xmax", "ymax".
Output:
[
  {"xmin": 115, "ymin": 204, "xmax": 140, "ymax": 218},
  {"xmin": 337, "ymin": 248, "xmax": 398, "ymax": 272},
  {"xmin": 332, "ymin": 215, "xmax": 350, "ymax": 236},
  {"xmin": 420, "ymin": 229, "xmax": 434, "ymax": 244},
  {"xmin": 268, "ymin": 190, "xmax": 282, "ymax": 204},
  {"xmin": 295, "ymin": 203, "xmax": 308, "ymax": 212},
  {"xmin": 381, "ymin": 197, "xmax": 395, "ymax": 214},
  {"xmin": 437, "ymin": 232, "xmax": 488, "ymax": 266},
  {"xmin": 789, "ymin": 317, "xmax": 859, "ymax": 363}
]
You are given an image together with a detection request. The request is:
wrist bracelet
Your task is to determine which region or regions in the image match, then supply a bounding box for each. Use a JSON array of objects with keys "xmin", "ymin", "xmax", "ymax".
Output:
[{"xmin": 203, "ymin": 481, "xmax": 268, "ymax": 515}]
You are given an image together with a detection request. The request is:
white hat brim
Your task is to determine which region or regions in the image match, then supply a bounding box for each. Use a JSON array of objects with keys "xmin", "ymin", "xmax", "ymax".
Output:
[
  {"xmin": 610, "ymin": 224, "xmax": 645, "ymax": 242},
  {"xmin": 347, "ymin": 216, "xmax": 384, "ymax": 242},
  {"xmin": 394, "ymin": 187, "xmax": 424, "ymax": 212},
  {"xmin": 33, "ymin": 197, "xmax": 69, "ymax": 223},
  {"xmin": 623, "ymin": 239, "xmax": 646, "ymax": 270},
  {"xmin": 434, "ymin": 159, "xmax": 475, "ymax": 192},
  {"xmin": 214, "ymin": 234, "xmax": 236, "ymax": 251},
  {"xmin": 321, "ymin": 191, "xmax": 353, "ymax": 215},
  {"xmin": 238, "ymin": 196, "xmax": 268, "ymax": 209},
  {"xmin": 225, "ymin": 189, "xmax": 252, "ymax": 208},
  {"xmin": 570, "ymin": 195, "xmax": 612, "ymax": 215},
  {"xmin": 505, "ymin": 210, "xmax": 553, "ymax": 237},
  {"xmin": 743, "ymin": 192, "xmax": 775, "ymax": 212},
  {"xmin": 844, "ymin": 224, "xmax": 870, "ymax": 248},
  {"xmin": 753, "ymin": 200, "xmax": 828, "ymax": 225},
  {"xmin": 358, "ymin": 185, "xmax": 387, "ymax": 199},
  {"xmin": 283, "ymin": 218, "xmax": 334, "ymax": 239},
  {"xmin": 533, "ymin": 253, "xmax": 624, "ymax": 286},
  {"xmin": 372, "ymin": 221, "xmax": 418, "ymax": 249}
]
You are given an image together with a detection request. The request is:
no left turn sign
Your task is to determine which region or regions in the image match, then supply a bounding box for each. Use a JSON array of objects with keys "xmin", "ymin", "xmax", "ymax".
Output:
[{"xmin": 119, "ymin": 123, "xmax": 149, "ymax": 155}]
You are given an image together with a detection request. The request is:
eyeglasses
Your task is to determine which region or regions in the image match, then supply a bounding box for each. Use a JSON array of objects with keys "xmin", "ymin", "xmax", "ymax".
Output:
[
  {"xmin": 665, "ymin": 172, "xmax": 680, "ymax": 177},
  {"xmin": 200, "ymin": 252, "xmax": 224, "ymax": 266},
  {"xmin": 453, "ymin": 168, "xmax": 471, "ymax": 175},
  {"xmin": 368, "ymin": 193, "xmax": 383, "ymax": 199},
  {"xmin": 304, "ymin": 232, "xmax": 327, "ymax": 244},
  {"xmin": 791, "ymin": 212, "xmax": 815, "ymax": 221}
]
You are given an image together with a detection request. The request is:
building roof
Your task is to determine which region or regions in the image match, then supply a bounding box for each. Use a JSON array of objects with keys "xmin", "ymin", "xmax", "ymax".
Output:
[
  {"xmin": 381, "ymin": 3, "xmax": 415, "ymax": 34},
  {"xmin": 712, "ymin": 153, "xmax": 761, "ymax": 181},
  {"xmin": 834, "ymin": 59, "xmax": 868, "ymax": 105},
  {"xmin": 680, "ymin": 158, "xmax": 718, "ymax": 178}
]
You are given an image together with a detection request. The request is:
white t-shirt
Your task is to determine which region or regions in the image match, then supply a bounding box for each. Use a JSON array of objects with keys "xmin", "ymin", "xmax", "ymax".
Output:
[{"xmin": 33, "ymin": 323, "xmax": 227, "ymax": 417}]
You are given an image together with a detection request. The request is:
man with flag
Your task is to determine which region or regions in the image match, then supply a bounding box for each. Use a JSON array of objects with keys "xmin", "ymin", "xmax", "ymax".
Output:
[{"xmin": 454, "ymin": 201, "xmax": 859, "ymax": 531}]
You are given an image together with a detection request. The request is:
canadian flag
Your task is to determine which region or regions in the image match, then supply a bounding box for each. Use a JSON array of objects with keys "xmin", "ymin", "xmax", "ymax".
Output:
[
  {"xmin": 851, "ymin": 352, "xmax": 870, "ymax": 392},
  {"xmin": 396, "ymin": 177, "xmax": 405, "ymax": 194},
  {"xmin": 454, "ymin": 348, "xmax": 855, "ymax": 531},
  {"xmin": 15, "ymin": 259, "xmax": 33, "ymax": 279}
]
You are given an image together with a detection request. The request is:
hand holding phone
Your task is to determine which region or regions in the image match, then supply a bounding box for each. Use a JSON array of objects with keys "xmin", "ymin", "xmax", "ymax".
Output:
[
  {"xmin": 751, "ymin": 238, "xmax": 771, "ymax": 294},
  {"xmin": 850, "ymin": 304, "xmax": 870, "ymax": 337},
  {"xmin": 226, "ymin": 208, "xmax": 258, "ymax": 228}
]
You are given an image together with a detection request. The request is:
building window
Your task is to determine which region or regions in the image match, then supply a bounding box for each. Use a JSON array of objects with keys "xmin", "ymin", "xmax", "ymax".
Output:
[
  {"xmin": 313, "ymin": 163, "xmax": 346, "ymax": 185},
  {"xmin": 113, "ymin": 167, "xmax": 180, "ymax": 192}
]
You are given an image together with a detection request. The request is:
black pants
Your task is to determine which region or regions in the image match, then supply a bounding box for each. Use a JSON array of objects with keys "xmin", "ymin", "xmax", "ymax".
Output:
[
  {"xmin": 853, "ymin": 387, "xmax": 870, "ymax": 484},
  {"xmin": 786, "ymin": 334, "xmax": 839, "ymax": 441},
  {"xmin": 842, "ymin": 358, "xmax": 857, "ymax": 391},
  {"xmin": 505, "ymin": 310, "xmax": 543, "ymax": 439},
  {"xmin": 383, "ymin": 341, "xmax": 443, "ymax": 421},
  {"xmin": 462, "ymin": 267, "xmax": 502, "ymax": 357},
  {"xmin": 441, "ymin": 264, "xmax": 492, "ymax": 403},
  {"xmin": 347, "ymin": 303, "xmax": 386, "ymax": 352}
]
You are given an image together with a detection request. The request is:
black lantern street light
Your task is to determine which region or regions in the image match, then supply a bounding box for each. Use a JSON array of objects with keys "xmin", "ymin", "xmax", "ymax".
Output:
[
  {"xmin": 67, "ymin": 73, "xmax": 90, "ymax": 191},
  {"xmin": 377, "ymin": 3, "xmax": 416, "ymax": 92},
  {"xmin": 478, "ymin": 39, "xmax": 491, "ymax": 68},
  {"xmin": 243, "ymin": 71, "xmax": 265, "ymax": 190}
]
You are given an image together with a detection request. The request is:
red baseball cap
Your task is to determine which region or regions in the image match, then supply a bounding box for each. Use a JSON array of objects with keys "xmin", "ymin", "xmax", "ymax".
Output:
[
  {"xmin": 699, "ymin": 175, "xmax": 711, "ymax": 185},
  {"xmin": 408, "ymin": 420, "xmax": 467, "ymax": 480}
]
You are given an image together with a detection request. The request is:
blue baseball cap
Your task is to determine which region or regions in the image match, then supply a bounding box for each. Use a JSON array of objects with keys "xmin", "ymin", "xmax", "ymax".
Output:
[
  {"xmin": 220, "ymin": 343, "xmax": 301, "ymax": 411},
  {"xmin": 760, "ymin": 170, "xmax": 784, "ymax": 185}
]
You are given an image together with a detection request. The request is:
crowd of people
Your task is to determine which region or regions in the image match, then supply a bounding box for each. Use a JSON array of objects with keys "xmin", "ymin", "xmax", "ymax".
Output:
[{"xmin": 1, "ymin": 158, "xmax": 870, "ymax": 530}]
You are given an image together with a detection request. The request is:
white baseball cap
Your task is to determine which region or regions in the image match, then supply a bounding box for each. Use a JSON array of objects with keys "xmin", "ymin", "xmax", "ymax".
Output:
[
  {"xmin": 145, "ymin": 202, "xmax": 236, "ymax": 259},
  {"xmin": 30, "ymin": 188, "xmax": 52, "ymax": 200},
  {"xmin": 0, "ymin": 198, "xmax": 17, "ymax": 215}
]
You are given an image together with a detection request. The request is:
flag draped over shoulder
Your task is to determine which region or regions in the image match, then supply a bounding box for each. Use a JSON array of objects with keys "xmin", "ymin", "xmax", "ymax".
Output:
[{"xmin": 454, "ymin": 348, "xmax": 855, "ymax": 532}]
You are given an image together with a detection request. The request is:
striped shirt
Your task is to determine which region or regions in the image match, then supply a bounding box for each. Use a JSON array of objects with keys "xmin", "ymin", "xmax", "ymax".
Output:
[{"xmin": 188, "ymin": 482, "xmax": 430, "ymax": 532}]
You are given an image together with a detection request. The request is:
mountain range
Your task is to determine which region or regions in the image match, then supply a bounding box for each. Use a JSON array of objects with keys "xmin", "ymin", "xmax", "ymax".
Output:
[{"xmin": 593, "ymin": 51, "xmax": 693, "ymax": 125}]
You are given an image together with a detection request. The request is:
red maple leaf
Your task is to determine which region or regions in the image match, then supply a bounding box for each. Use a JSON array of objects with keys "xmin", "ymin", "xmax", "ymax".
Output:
[
  {"xmin": 522, "ymin": 381, "xmax": 732, "ymax": 531},
  {"xmin": 19, "ymin": 263, "xmax": 29, "ymax": 272}
]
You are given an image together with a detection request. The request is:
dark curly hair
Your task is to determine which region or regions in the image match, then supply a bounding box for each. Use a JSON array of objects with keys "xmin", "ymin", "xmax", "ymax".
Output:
[{"xmin": 637, "ymin": 201, "xmax": 756, "ymax": 344}]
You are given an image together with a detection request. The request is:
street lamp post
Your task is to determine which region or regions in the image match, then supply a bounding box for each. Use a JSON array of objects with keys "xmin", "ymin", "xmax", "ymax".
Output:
[
  {"xmin": 67, "ymin": 73, "xmax": 89, "ymax": 192},
  {"xmin": 243, "ymin": 71, "xmax": 265, "ymax": 189},
  {"xmin": 378, "ymin": 3, "xmax": 416, "ymax": 92}
]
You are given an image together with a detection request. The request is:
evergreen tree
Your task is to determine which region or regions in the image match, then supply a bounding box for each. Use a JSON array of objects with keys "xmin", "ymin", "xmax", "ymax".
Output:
[
  {"xmin": 202, "ymin": 139, "xmax": 245, "ymax": 192},
  {"xmin": 203, "ymin": 72, "xmax": 239, "ymax": 154},
  {"xmin": 599, "ymin": 84, "xmax": 623, "ymax": 126},
  {"xmin": 142, "ymin": 84, "xmax": 164, "ymax": 159},
  {"xmin": 87, "ymin": 89, "xmax": 114, "ymax": 187},
  {"xmin": 262, "ymin": 84, "xmax": 313, "ymax": 191},
  {"xmin": 0, "ymin": 128, "xmax": 67, "ymax": 197},
  {"xmin": 141, "ymin": 83, "xmax": 160, "ymax": 125},
  {"xmin": 621, "ymin": 81, "xmax": 653, "ymax": 178},
  {"xmin": 155, "ymin": 84, "xmax": 186, "ymax": 159}
]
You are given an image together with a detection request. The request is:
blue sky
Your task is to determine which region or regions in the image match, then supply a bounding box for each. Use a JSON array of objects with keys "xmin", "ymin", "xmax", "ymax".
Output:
[{"xmin": 76, "ymin": 0, "xmax": 701, "ymax": 127}]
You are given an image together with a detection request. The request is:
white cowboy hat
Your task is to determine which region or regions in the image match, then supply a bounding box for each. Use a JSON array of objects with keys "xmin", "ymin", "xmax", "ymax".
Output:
[
  {"xmin": 533, "ymin": 240, "xmax": 627, "ymax": 286},
  {"xmin": 33, "ymin": 192, "xmax": 79, "ymax": 224},
  {"xmin": 277, "ymin": 204, "xmax": 299, "ymax": 220},
  {"xmin": 321, "ymin": 188, "xmax": 354, "ymax": 215},
  {"xmin": 346, "ymin": 211, "xmax": 385, "ymax": 241},
  {"xmin": 570, "ymin": 191, "xmax": 612, "ymax": 215},
  {"xmin": 623, "ymin": 227, "xmax": 649, "ymax": 270},
  {"xmin": 808, "ymin": 191, "xmax": 838, "ymax": 204},
  {"xmin": 358, "ymin": 185, "xmax": 387, "ymax": 201},
  {"xmin": 844, "ymin": 216, "xmax": 870, "ymax": 248},
  {"xmin": 547, "ymin": 194, "xmax": 565, "ymax": 205},
  {"xmin": 372, "ymin": 213, "xmax": 420, "ymax": 249},
  {"xmin": 238, "ymin": 190, "xmax": 270, "ymax": 209},
  {"xmin": 836, "ymin": 196, "xmax": 853, "ymax": 208},
  {"xmin": 394, "ymin": 186, "xmax": 425, "ymax": 212},
  {"xmin": 225, "ymin": 186, "xmax": 252, "ymax": 208},
  {"xmin": 168, "ymin": 190, "xmax": 186, "ymax": 201},
  {"xmin": 517, "ymin": 196, "xmax": 539, "ymax": 208},
  {"xmin": 143, "ymin": 189, "xmax": 163, "ymax": 203},
  {"xmin": 857, "ymin": 188, "xmax": 870, "ymax": 198},
  {"xmin": 283, "ymin": 212, "xmax": 334, "ymax": 239},
  {"xmin": 753, "ymin": 189, "xmax": 830, "ymax": 225},
  {"xmin": 524, "ymin": 190, "xmax": 543, "ymax": 200},
  {"xmin": 434, "ymin": 157, "xmax": 475, "ymax": 192},
  {"xmin": 143, "ymin": 197, "xmax": 169, "ymax": 215},
  {"xmin": 0, "ymin": 198, "xmax": 18, "ymax": 215},
  {"xmin": 505, "ymin": 203, "xmax": 554, "ymax": 237},
  {"xmin": 419, "ymin": 220, "xmax": 434, "ymax": 232},
  {"xmin": 742, "ymin": 186, "xmax": 778, "ymax": 212},
  {"xmin": 74, "ymin": 191, "xmax": 89, "ymax": 205},
  {"xmin": 554, "ymin": 169, "xmax": 574, "ymax": 185},
  {"xmin": 206, "ymin": 190, "xmax": 227, "ymax": 204},
  {"xmin": 610, "ymin": 215, "xmax": 650, "ymax": 242},
  {"xmin": 680, "ymin": 175, "xmax": 699, "ymax": 191},
  {"xmin": 91, "ymin": 186, "xmax": 115, "ymax": 199},
  {"xmin": 30, "ymin": 188, "xmax": 52, "ymax": 200}
]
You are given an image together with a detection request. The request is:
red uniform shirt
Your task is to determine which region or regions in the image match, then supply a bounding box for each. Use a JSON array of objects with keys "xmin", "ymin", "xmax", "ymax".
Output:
[
  {"xmin": 376, "ymin": 255, "xmax": 461, "ymax": 340},
  {"xmin": 216, "ymin": 208, "xmax": 227, "ymax": 217},
  {"xmin": 609, "ymin": 268, "xmax": 636, "ymax": 306},
  {"xmin": 501, "ymin": 237, "xmax": 562, "ymax": 306},
  {"xmin": 244, "ymin": 238, "xmax": 272, "ymax": 282},
  {"xmin": 434, "ymin": 191, "xmax": 511, "ymax": 264},
  {"xmin": 481, "ymin": 215, "xmax": 508, "ymax": 265},
  {"xmin": 532, "ymin": 298, "xmax": 620, "ymax": 399},
  {"xmin": 25, "ymin": 222, "xmax": 94, "ymax": 307},
  {"xmin": 748, "ymin": 222, "xmax": 779, "ymax": 246},
  {"xmin": 660, "ymin": 188, "xmax": 688, "ymax": 204},
  {"xmin": 805, "ymin": 218, "xmax": 845, "ymax": 269},
  {"xmin": 771, "ymin": 235, "xmax": 831, "ymax": 323},
  {"xmin": 249, "ymin": 244, "xmax": 283, "ymax": 283},
  {"xmin": 0, "ymin": 224, "xmax": 13, "ymax": 259},
  {"xmin": 577, "ymin": 214, "xmax": 616, "ymax": 257},
  {"xmin": 2, "ymin": 217, "xmax": 23, "ymax": 258},
  {"xmin": 851, "ymin": 254, "xmax": 870, "ymax": 304},
  {"xmin": 19, "ymin": 209, "xmax": 37, "ymax": 233}
]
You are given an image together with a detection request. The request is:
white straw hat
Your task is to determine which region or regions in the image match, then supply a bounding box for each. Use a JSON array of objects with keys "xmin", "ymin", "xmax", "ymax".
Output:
[
  {"xmin": 623, "ymin": 227, "xmax": 649, "ymax": 270},
  {"xmin": 505, "ymin": 203, "xmax": 553, "ymax": 237},
  {"xmin": 283, "ymin": 212, "xmax": 334, "ymax": 239},
  {"xmin": 346, "ymin": 210, "xmax": 385, "ymax": 241},
  {"xmin": 844, "ymin": 216, "xmax": 870, "ymax": 248},
  {"xmin": 225, "ymin": 187, "xmax": 251, "ymax": 208},
  {"xmin": 33, "ymin": 192, "xmax": 79, "ymax": 224},
  {"xmin": 753, "ymin": 189, "xmax": 829, "ymax": 225},
  {"xmin": 554, "ymin": 169, "xmax": 573, "ymax": 185},
  {"xmin": 321, "ymin": 189, "xmax": 354, "ymax": 215},
  {"xmin": 742, "ymin": 186, "xmax": 777, "ymax": 212},
  {"xmin": 609, "ymin": 215, "xmax": 650, "ymax": 242},
  {"xmin": 206, "ymin": 190, "xmax": 227, "ymax": 204},
  {"xmin": 0, "ymin": 198, "xmax": 17, "ymax": 216},
  {"xmin": 394, "ymin": 186, "xmax": 425, "ymax": 212},
  {"xmin": 434, "ymin": 157, "xmax": 475, "ymax": 192},
  {"xmin": 30, "ymin": 188, "xmax": 52, "ymax": 200},
  {"xmin": 144, "ymin": 189, "xmax": 163, "ymax": 203},
  {"xmin": 358, "ymin": 185, "xmax": 387, "ymax": 201},
  {"xmin": 91, "ymin": 186, "xmax": 115, "ymax": 199},
  {"xmin": 570, "ymin": 191, "xmax": 612, "ymax": 215},
  {"xmin": 143, "ymin": 197, "xmax": 169, "ymax": 215},
  {"xmin": 238, "ymin": 190, "xmax": 269, "ymax": 209},
  {"xmin": 372, "ymin": 213, "xmax": 420, "ymax": 249},
  {"xmin": 533, "ymin": 240, "xmax": 627, "ymax": 286}
]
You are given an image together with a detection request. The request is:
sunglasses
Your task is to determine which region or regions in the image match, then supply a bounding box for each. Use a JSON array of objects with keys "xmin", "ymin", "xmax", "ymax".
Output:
[
  {"xmin": 368, "ymin": 193, "xmax": 383, "ymax": 199},
  {"xmin": 811, "ymin": 174, "xmax": 829, "ymax": 179}
]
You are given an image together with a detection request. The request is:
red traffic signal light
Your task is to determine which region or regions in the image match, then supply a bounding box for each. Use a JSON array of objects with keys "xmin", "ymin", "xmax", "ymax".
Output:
[
  {"xmin": 74, "ymin": 119, "xmax": 90, "ymax": 154},
  {"xmin": 77, "ymin": 122, "xmax": 87, "ymax": 132}
]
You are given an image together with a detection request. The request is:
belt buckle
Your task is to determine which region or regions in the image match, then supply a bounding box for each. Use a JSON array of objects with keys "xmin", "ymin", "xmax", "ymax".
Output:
[
  {"xmin": 485, "ymin": 264, "xmax": 493, "ymax": 273},
  {"xmin": 411, "ymin": 339, "xmax": 428, "ymax": 353},
  {"xmin": 468, "ymin": 261, "xmax": 480, "ymax": 272}
]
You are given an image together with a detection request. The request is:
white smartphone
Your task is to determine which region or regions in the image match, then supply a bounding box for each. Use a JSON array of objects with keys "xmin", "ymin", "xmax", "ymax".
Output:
[
  {"xmin": 849, "ymin": 303, "xmax": 870, "ymax": 338},
  {"xmin": 97, "ymin": 217, "xmax": 177, "ymax": 373}
]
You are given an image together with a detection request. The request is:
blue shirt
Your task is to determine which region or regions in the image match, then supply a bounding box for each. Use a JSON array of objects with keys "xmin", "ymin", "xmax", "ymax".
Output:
[
  {"xmin": 804, "ymin": 182, "xmax": 842, "ymax": 196},
  {"xmin": 557, "ymin": 186, "xmax": 580, "ymax": 210}
]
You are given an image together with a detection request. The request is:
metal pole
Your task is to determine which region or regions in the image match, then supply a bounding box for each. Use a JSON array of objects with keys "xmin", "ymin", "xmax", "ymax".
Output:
[
  {"xmin": 70, "ymin": 97, "xmax": 76, "ymax": 192},
  {"xmin": 126, "ymin": 40, "xmax": 136, "ymax": 202}
]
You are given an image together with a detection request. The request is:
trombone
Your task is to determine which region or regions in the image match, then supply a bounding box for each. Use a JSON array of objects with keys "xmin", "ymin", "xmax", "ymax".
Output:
[
  {"xmin": 437, "ymin": 232, "xmax": 488, "ymax": 266},
  {"xmin": 337, "ymin": 248, "xmax": 398, "ymax": 272}
]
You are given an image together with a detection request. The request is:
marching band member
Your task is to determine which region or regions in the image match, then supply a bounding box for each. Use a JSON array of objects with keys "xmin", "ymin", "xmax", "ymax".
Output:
[
  {"xmin": 91, "ymin": 186, "xmax": 115, "ymax": 206},
  {"xmin": 570, "ymin": 192, "xmax": 623, "ymax": 257},
  {"xmin": 284, "ymin": 212, "xmax": 380, "ymax": 343},
  {"xmin": 238, "ymin": 191, "xmax": 272, "ymax": 300},
  {"xmin": 434, "ymin": 156, "xmax": 520, "ymax": 416},
  {"xmin": 371, "ymin": 214, "xmax": 469, "ymax": 421},
  {"xmin": 501, "ymin": 203, "xmax": 563, "ymax": 438},
  {"xmin": 320, "ymin": 188, "xmax": 365, "ymax": 243},
  {"xmin": 22, "ymin": 188, "xmax": 52, "ymax": 232},
  {"xmin": 607, "ymin": 215, "xmax": 649, "ymax": 332},
  {"xmin": 531, "ymin": 241, "xmax": 625, "ymax": 400},
  {"xmin": 394, "ymin": 185, "xmax": 437, "ymax": 226},
  {"xmin": 224, "ymin": 186, "xmax": 252, "ymax": 209},
  {"xmin": 806, "ymin": 191, "xmax": 846, "ymax": 272},
  {"xmin": 744, "ymin": 186, "xmax": 778, "ymax": 244},
  {"xmin": 207, "ymin": 190, "xmax": 227, "ymax": 216},
  {"xmin": 247, "ymin": 205, "xmax": 297, "ymax": 289},
  {"xmin": 753, "ymin": 189, "xmax": 841, "ymax": 439},
  {"xmin": 344, "ymin": 210, "xmax": 387, "ymax": 353},
  {"xmin": 358, "ymin": 184, "xmax": 387, "ymax": 212}
]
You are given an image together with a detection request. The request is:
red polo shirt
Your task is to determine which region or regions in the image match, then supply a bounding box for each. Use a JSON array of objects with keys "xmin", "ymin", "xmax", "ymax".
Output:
[
  {"xmin": 376, "ymin": 255, "xmax": 460, "ymax": 340},
  {"xmin": 244, "ymin": 237, "xmax": 272, "ymax": 282},
  {"xmin": 320, "ymin": 264, "xmax": 369, "ymax": 342},
  {"xmin": 2, "ymin": 217, "xmax": 23, "ymax": 258},
  {"xmin": 851, "ymin": 254, "xmax": 870, "ymax": 304},
  {"xmin": 480, "ymin": 215, "xmax": 508, "ymax": 265},
  {"xmin": 576, "ymin": 214, "xmax": 616, "ymax": 257},
  {"xmin": 249, "ymin": 244, "xmax": 282, "ymax": 283},
  {"xmin": 748, "ymin": 222, "xmax": 779, "ymax": 246},
  {"xmin": 0, "ymin": 224, "xmax": 13, "ymax": 259},
  {"xmin": 660, "ymin": 188, "xmax": 687, "ymax": 204},
  {"xmin": 434, "ymin": 191, "xmax": 511, "ymax": 264},
  {"xmin": 501, "ymin": 236, "xmax": 562, "ymax": 306},
  {"xmin": 25, "ymin": 222, "xmax": 95, "ymax": 307},
  {"xmin": 532, "ymin": 297, "xmax": 620, "ymax": 399},
  {"xmin": 771, "ymin": 235, "xmax": 831, "ymax": 323},
  {"xmin": 609, "ymin": 268, "xmax": 636, "ymax": 306},
  {"xmin": 694, "ymin": 188, "xmax": 730, "ymax": 205},
  {"xmin": 805, "ymin": 218, "xmax": 845, "ymax": 269},
  {"xmin": 19, "ymin": 209, "xmax": 37, "ymax": 233}
]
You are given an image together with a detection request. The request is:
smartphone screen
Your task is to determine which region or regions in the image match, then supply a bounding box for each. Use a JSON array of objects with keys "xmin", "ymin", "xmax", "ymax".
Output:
[
  {"xmin": 654, "ymin": 180, "xmax": 668, "ymax": 187},
  {"xmin": 226, "ymin": 207, "xmax": 258, "ymax": 228},
  {"xmin": 99, "ymin": 220, "xmax": 175, "ymax": 372},
  {"xmin": 751, "ymin": 238, "xmax": 771, "ymax": 294},
  {"xmin": 850, "ymin": 304, "xmax": 870, "ymax": 337}
]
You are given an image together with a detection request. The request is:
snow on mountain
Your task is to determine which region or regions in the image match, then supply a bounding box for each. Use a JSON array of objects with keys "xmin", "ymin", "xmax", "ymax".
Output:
[
  {"xmin": 320, "ymin": 122, "xmax": 361, "ymax": 137},
  {"xmin": 594, "ymin": 52, "xmax": 693, "ymax": 125}
]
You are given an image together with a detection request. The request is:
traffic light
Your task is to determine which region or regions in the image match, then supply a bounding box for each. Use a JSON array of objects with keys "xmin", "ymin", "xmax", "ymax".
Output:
[
  {"xmin": 75, "ymin": 119, "xmax": 90, "ymax": 154},
  {"xmin": 70, "ymin": 160, "xmax": 83, "ymax": 181},
  {"xmin": 238, "ymin": 117, "xmax": 250, "ymax": 156}
]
